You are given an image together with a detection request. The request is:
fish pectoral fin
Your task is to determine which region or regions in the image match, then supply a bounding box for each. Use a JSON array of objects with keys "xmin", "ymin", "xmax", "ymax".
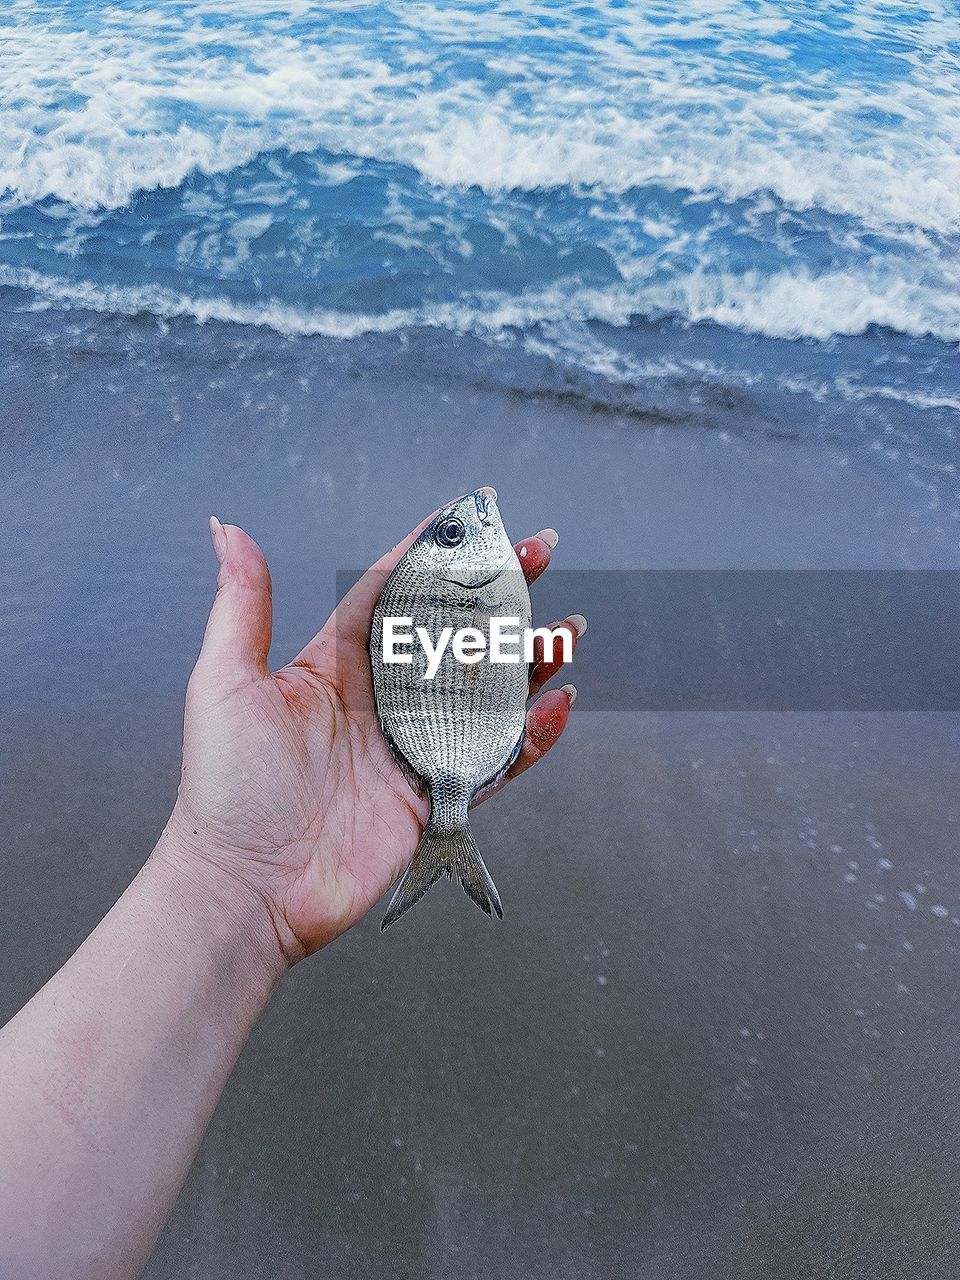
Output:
[
  {"xmin": 376, "ymin": 715, "xmax": 427, "ymax": 798},
  {"xmin": 381, "ymin": 822, "xmax": 503, "ymax": 930},
  {"xmin": 470, "ymin": 728, "xmax": 525, "ymax": 808}
]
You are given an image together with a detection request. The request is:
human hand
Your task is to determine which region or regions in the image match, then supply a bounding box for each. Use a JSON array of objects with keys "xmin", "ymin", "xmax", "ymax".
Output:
[{"xmin": 156, "ymin": 501, "xmax": 582, "ymax": 968}]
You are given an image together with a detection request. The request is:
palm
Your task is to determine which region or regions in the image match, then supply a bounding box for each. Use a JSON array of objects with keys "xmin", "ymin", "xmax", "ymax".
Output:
[{"xmin": 171, "ymin": 510, "xmax": 578, "ymax": 958}]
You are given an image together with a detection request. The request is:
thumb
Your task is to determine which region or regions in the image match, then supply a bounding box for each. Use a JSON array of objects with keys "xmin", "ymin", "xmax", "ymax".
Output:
[{"xmin": 196, "ymin": 517, "xmax": 273, "ymax": 680}]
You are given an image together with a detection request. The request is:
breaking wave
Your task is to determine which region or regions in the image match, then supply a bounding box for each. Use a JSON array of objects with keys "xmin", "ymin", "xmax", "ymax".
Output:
[{"xmin": 1, "ymin": 0, "xmax": 959, "ymax": 348}]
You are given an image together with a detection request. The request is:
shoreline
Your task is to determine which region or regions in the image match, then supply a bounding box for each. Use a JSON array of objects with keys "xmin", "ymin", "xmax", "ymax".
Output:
[{"xmin": 2, "ymin": 301, "xmax": 960, "ymax": 1277}]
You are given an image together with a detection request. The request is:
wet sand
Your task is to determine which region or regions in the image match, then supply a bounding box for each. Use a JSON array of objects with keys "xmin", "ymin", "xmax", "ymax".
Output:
[{"xmin": 2, "ymin": 310, "xmax": 960, "ymax": 1279}]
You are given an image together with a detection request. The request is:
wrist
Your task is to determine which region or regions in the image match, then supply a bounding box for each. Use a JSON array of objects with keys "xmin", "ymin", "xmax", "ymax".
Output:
[{"xmin": 147, "ymin": 821, "xmax": 299, "ymax": 988}]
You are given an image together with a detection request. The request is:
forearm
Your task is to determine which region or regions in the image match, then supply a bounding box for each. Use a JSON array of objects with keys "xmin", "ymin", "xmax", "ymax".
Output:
[{"xmin": 0, "ymin": 832, "xmax": 286, "ymax": 1280}]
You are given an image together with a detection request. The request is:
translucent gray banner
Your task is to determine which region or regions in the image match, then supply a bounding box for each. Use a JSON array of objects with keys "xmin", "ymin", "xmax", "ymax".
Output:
[{"xmin": 337, "ymin": 570, "xmax": 960, "ymax": 711}]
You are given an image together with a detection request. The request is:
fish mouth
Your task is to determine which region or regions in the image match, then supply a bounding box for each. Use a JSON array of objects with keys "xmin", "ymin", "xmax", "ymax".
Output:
[{"xmin": 474, "ymin": 486, "xmax": 498, "ymax": 525}]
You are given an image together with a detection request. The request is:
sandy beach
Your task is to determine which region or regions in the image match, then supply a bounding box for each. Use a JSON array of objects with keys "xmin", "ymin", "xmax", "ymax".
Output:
[{"xmin": 2, "ymin": 305, "xmax": 959, "ymax": 1277}]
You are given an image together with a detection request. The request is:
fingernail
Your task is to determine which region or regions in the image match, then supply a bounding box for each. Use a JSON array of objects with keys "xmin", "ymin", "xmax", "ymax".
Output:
[
  {"xmin": 566, "ymin": 613, "xmax": 587, "ymax": 637},
  {"xmin": 562, "ymin": 683, "xmax": 577, "ymax": 705},
  {"xmin": 209, "ymin": 515, "xmax": 228, "ymax": 564},
  {"xmin": 478, "ymin": 485, "xmax": 498, "ymax": 500},
  {"xmin": 536, "ymin": 528, "xmax": 559, "ymax": 549}
]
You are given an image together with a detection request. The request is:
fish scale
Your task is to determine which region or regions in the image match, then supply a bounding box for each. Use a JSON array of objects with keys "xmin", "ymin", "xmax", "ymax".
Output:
[{"xmin": 370, "ymin": 489, "xmax": 531, "ymax": 929}]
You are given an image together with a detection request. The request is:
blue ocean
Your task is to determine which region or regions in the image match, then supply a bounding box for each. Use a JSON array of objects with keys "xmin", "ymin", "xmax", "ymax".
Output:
[
  {"xmin": 3, "ymin": 0, "xmax": 959, "ymax": 325},
  {"xmin": 2, "ymin": 1, "xmax": 959, "ymax": 514}
]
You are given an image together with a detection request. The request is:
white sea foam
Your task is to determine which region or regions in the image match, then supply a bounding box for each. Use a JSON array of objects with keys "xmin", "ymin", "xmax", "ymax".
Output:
[
  {"xmin": 3, "ymin": 0, "xmax": 960, "ymax": 346},
  {"xmin": 3, "ymin": 0, "xmax": 960, "ymax": 237},
  {"xmin": 640, "ymin": 266, "xmax": 960, "ymax": 343},
  {"xmin": 3, "ymin": 252, "xmax": 956, "ymax": 349}
]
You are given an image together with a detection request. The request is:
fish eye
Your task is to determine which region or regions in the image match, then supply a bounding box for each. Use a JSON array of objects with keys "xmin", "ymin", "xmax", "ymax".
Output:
[{"xmin": 435, "ymin": 517, "xmax": 466, "ymax": 549}]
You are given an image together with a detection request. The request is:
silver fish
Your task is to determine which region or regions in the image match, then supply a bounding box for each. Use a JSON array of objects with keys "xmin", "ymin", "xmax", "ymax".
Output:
[{"xmin": 370, "ymin": 487, "xmax": 531, "ymax": 929}]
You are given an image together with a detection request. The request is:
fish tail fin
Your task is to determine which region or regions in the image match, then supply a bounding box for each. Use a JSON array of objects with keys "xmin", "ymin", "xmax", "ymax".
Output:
[{"xmin": 380, "ymin": 821, "xmax": 503, "ymax": 931}]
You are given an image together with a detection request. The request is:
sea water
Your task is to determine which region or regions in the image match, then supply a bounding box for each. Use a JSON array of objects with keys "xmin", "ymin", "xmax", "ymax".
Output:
[{"xmin": 1, "ymin": 0, "xmax": 958, "ymax": 502}]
